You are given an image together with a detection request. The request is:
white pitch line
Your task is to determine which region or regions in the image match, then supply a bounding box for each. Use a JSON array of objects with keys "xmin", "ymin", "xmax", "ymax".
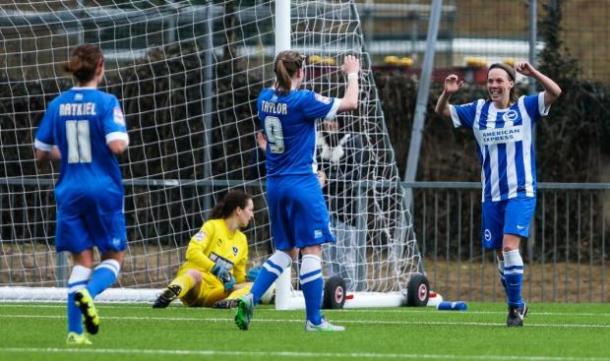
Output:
[
  {"xmin": 1, "ymin": 304, "xmax": 609, "ymax": 318},
  {"xmin": 1, "ymin": 347, "xmax": 609, "ymax": 361},
  {"xmin": 1, "ymin": 314, "xmax": 609, "ymax": 329}
]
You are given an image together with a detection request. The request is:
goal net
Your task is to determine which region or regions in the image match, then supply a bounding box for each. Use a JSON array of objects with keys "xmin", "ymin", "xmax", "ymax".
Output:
[{"xmin": 0, "ymin": 0, "xmax": 421, "ymax": 304}]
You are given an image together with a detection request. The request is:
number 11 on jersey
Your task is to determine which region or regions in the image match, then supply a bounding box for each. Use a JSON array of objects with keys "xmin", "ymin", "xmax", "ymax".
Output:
[{"xmin": 66, "ymin": 120, "xmax": 92, "ymax": 163}]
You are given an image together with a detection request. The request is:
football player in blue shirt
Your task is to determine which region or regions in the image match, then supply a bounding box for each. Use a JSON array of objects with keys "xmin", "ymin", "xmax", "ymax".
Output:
[
  {"xmin": 34, "ymin": 44, "xmax": 129, "ymax": 344},
  {"xmin": 235, "ymin": 51, "xmax": 360, "ymax": 332},
  {"xmin": 435, "ymin": 61, "xmax": 561, "ymax": 326}
]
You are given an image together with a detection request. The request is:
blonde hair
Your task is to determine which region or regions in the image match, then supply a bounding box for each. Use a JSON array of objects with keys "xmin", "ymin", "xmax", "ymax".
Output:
[{"xmin": 274, "ymin": 50, "xmax": 305, "ymax": 94}]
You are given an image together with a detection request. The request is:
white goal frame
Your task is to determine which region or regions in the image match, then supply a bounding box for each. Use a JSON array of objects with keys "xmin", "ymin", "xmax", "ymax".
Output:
[{"xmin": 0, "ymin": 0, "xmax": 429, "ymax": 308}]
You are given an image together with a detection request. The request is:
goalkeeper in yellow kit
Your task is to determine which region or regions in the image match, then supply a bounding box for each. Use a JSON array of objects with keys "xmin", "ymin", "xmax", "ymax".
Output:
[{"xmin": 153, "ymin": 190, "xmax": 255, "ymax": 308}]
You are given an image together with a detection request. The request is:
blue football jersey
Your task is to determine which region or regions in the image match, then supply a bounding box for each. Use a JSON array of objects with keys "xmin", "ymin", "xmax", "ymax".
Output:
[
  {"xmin": 450, "ymin": 92, "xmax": 549, "ymax": 202},
  {"xmin": 34, "ymin": 87, "xmax": 129, "ymax": 207},
  {"xmin": 257, "ymin": 88, "xmax": 340, "ymax": 176}
]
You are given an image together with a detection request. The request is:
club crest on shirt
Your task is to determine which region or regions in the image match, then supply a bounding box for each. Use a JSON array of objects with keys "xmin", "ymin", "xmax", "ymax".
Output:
[
  {"xmin": 232, "ymin": 246, "xmax": 239, "ymax": 256},
  {"xmin": 314, "ymin": 93, "xmax": 331, "ymax": 104},
  {"xmin": 113, "ymin": 107, "xmax": 125, "ymax": 126},
  {"xmin": 502, "ymin": 110, "xmax": 519, "ymax": 122}
]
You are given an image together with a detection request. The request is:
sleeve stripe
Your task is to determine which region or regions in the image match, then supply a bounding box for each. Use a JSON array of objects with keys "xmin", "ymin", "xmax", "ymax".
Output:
[
  {"xmin": 449, "ymin": 105, "xmax": 462, "ymax": 128},
  {"xmin": 539, "ymin": 91, "xmax": 551, "ymax": 116},
  {"xmin": 106, "ymin": 132, "xmax": 129, "ymax": 146},
  {"xmin": 34, "ymin": 139, "xmax": 53, "ymax": 151},
  {"xmin": 324, "ymin": 98, "xmax": 341, "ymax": 120}
]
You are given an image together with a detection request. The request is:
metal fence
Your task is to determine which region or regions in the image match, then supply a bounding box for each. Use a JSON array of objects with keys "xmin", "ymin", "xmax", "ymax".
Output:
[
  {"xmin": 409, "ymin": 181, "xmax": 609, "ymax": 303},
  {"xmin": 2, "ymin": 178, "xmax": 608, "ymax": 303}
]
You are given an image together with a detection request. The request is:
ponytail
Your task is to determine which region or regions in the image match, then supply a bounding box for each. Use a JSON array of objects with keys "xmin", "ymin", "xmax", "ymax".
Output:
[
  {"xmin": 275, "ymin": 60, "xmax": 292, "ymax": 94},
  {"xmin": 273, "ymin": 50, "xmax": 305, "ymax": 95}
]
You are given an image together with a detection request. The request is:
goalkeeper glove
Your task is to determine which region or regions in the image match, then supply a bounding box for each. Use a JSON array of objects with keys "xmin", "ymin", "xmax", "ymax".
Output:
[
  {"xmin": 247, "ymin": 265, "xmax": 263, "ymax": 282},
  {"xmin": 211, "ymin": 263, "xmax": 236, "ymax": 291}
]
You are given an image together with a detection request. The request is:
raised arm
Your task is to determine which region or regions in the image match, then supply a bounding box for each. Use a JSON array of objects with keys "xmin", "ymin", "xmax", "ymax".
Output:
[
  {"xmin": 336, "ymin": 55, "xmax": 361, "ymax": 113},
  {"xmin": 515, "ymin": 61, "xmax": 562, "ymax": 106},
  {"xmin": 435, "ymin": 74, "xmax": 463, "ymax": 118}
]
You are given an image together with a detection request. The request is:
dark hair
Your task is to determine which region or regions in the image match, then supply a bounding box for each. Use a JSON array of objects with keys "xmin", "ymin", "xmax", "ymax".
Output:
[
  {"xmin": 274, "ymin": 50, "xmax": 305, "ymax": 95},
  {"xmin": 64, "ymin": 44, "xmax": 104, "ymax": 84},
  {"xmin": 210, "ymin": 190, "xmax": 252, "ymax": 219},
  {"xmin": 487, "ymin": 63, "xmax": 517, "ymax": 103}
]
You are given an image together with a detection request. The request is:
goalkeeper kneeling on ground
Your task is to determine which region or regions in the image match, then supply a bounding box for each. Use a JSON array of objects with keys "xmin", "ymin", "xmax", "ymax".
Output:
[{"xmin": 153, "ymin": 190, "xmax": 256, "ymax": 309}]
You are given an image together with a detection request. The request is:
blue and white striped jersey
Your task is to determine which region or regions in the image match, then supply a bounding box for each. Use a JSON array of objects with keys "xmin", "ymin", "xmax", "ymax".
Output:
[
  {"xmin": 257, "ymin": 87, "xmax": 340, "ymax": 177},
  {"xmin": 450, "ymin": 92, "xmax": 550, "ymax": 202}
]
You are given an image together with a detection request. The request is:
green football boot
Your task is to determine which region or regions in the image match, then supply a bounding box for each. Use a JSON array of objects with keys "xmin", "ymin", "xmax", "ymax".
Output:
[{"xmin": 74, "ymin": 289, "xmax": 100, "ymax": 335}]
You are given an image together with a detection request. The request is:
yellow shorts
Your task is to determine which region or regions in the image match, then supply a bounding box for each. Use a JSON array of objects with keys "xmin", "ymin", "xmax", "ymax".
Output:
[{"xmin": 180, "ymin": 271, "xmax": 252, "ymax": 307}]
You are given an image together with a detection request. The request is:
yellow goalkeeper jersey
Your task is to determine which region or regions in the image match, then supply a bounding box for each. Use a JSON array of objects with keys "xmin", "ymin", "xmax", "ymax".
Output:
[{"xmin": 177, "ymin": 219, "xmax": 248, "ymax": 283}]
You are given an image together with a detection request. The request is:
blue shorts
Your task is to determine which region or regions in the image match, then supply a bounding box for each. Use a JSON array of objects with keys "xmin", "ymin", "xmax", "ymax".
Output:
[
  {"xmin": 55, "ymin": 192, "xmax": 127, "ymax": 254},
  {"xmin": 481, "ymin": 196, "xmax": 536, "ymax": 250},
  {"xmin": 267, "ymin": 174, "xmax": 335, "ymax": 250}
]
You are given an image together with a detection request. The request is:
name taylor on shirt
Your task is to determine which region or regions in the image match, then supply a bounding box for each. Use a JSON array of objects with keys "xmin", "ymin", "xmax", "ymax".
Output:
[
  {"xmin": 261, "ymin": 100, "xmax": 287, "ymax": 115},
  {"xmin": 59, "ymin": 102, "xmax": 97, "ymax": 116}
]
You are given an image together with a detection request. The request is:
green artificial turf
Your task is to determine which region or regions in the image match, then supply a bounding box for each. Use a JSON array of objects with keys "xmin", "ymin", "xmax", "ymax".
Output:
[{"xmin": 1, "ymin": 302, "xmax": 609, "ymax": 361}]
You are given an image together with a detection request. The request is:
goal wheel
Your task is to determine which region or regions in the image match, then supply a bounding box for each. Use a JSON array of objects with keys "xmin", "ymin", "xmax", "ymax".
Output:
[
  {"xmin": 406, "ymin": 273, "xmax": 429, "ymax": 307},
  {"xmin": 322, "ymin": 275, "xmax": 346, "ymax": 309}
]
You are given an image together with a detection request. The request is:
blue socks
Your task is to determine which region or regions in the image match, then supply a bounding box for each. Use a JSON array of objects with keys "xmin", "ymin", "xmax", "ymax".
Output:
[
  {"xmin": 66, "ymin": 260, "xmax": 121, "ymax": 335},
  {"xmin": 503, "ymin": 249, "xmax": 524, "ymax": 308},
  {"xmin": 251, "ymin": 251, "xmax": 292, "ymax": 305},
  {"xmin": 67, "ymin": 265, "xmax": 91, "ymax": 334},
  {"xmin": 300, "ymin": 254, "xmax": 323, "ymax": 326},
  {"xmin": 87, "ymin": 259, "xmax": 121, "ymax": 298},
  {"xmin": 248, "ymin": 251, "xmax": 325, "ymax": 326}
]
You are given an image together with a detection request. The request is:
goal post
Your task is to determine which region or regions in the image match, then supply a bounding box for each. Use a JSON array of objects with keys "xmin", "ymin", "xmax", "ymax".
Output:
[
  {"xmin": 271, "ymin": 0, "xmax": 298, "ymax": 311},
  {"xmin": 272, "ymin": 0, "xmax": 425, "ymax": 309},
  {"xmin": 0, "ymin": 0, "xmax": 426, "ymax": 307}
]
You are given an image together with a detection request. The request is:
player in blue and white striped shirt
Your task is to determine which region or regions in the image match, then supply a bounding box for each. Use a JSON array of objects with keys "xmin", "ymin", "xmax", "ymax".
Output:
[
  {"xmin": 34, "ymin": 44, "xmax": 129, "ymax": 344},
  {"xmin": 436, "ymin": 62, "xmax": 561, "ymax": 326}
]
